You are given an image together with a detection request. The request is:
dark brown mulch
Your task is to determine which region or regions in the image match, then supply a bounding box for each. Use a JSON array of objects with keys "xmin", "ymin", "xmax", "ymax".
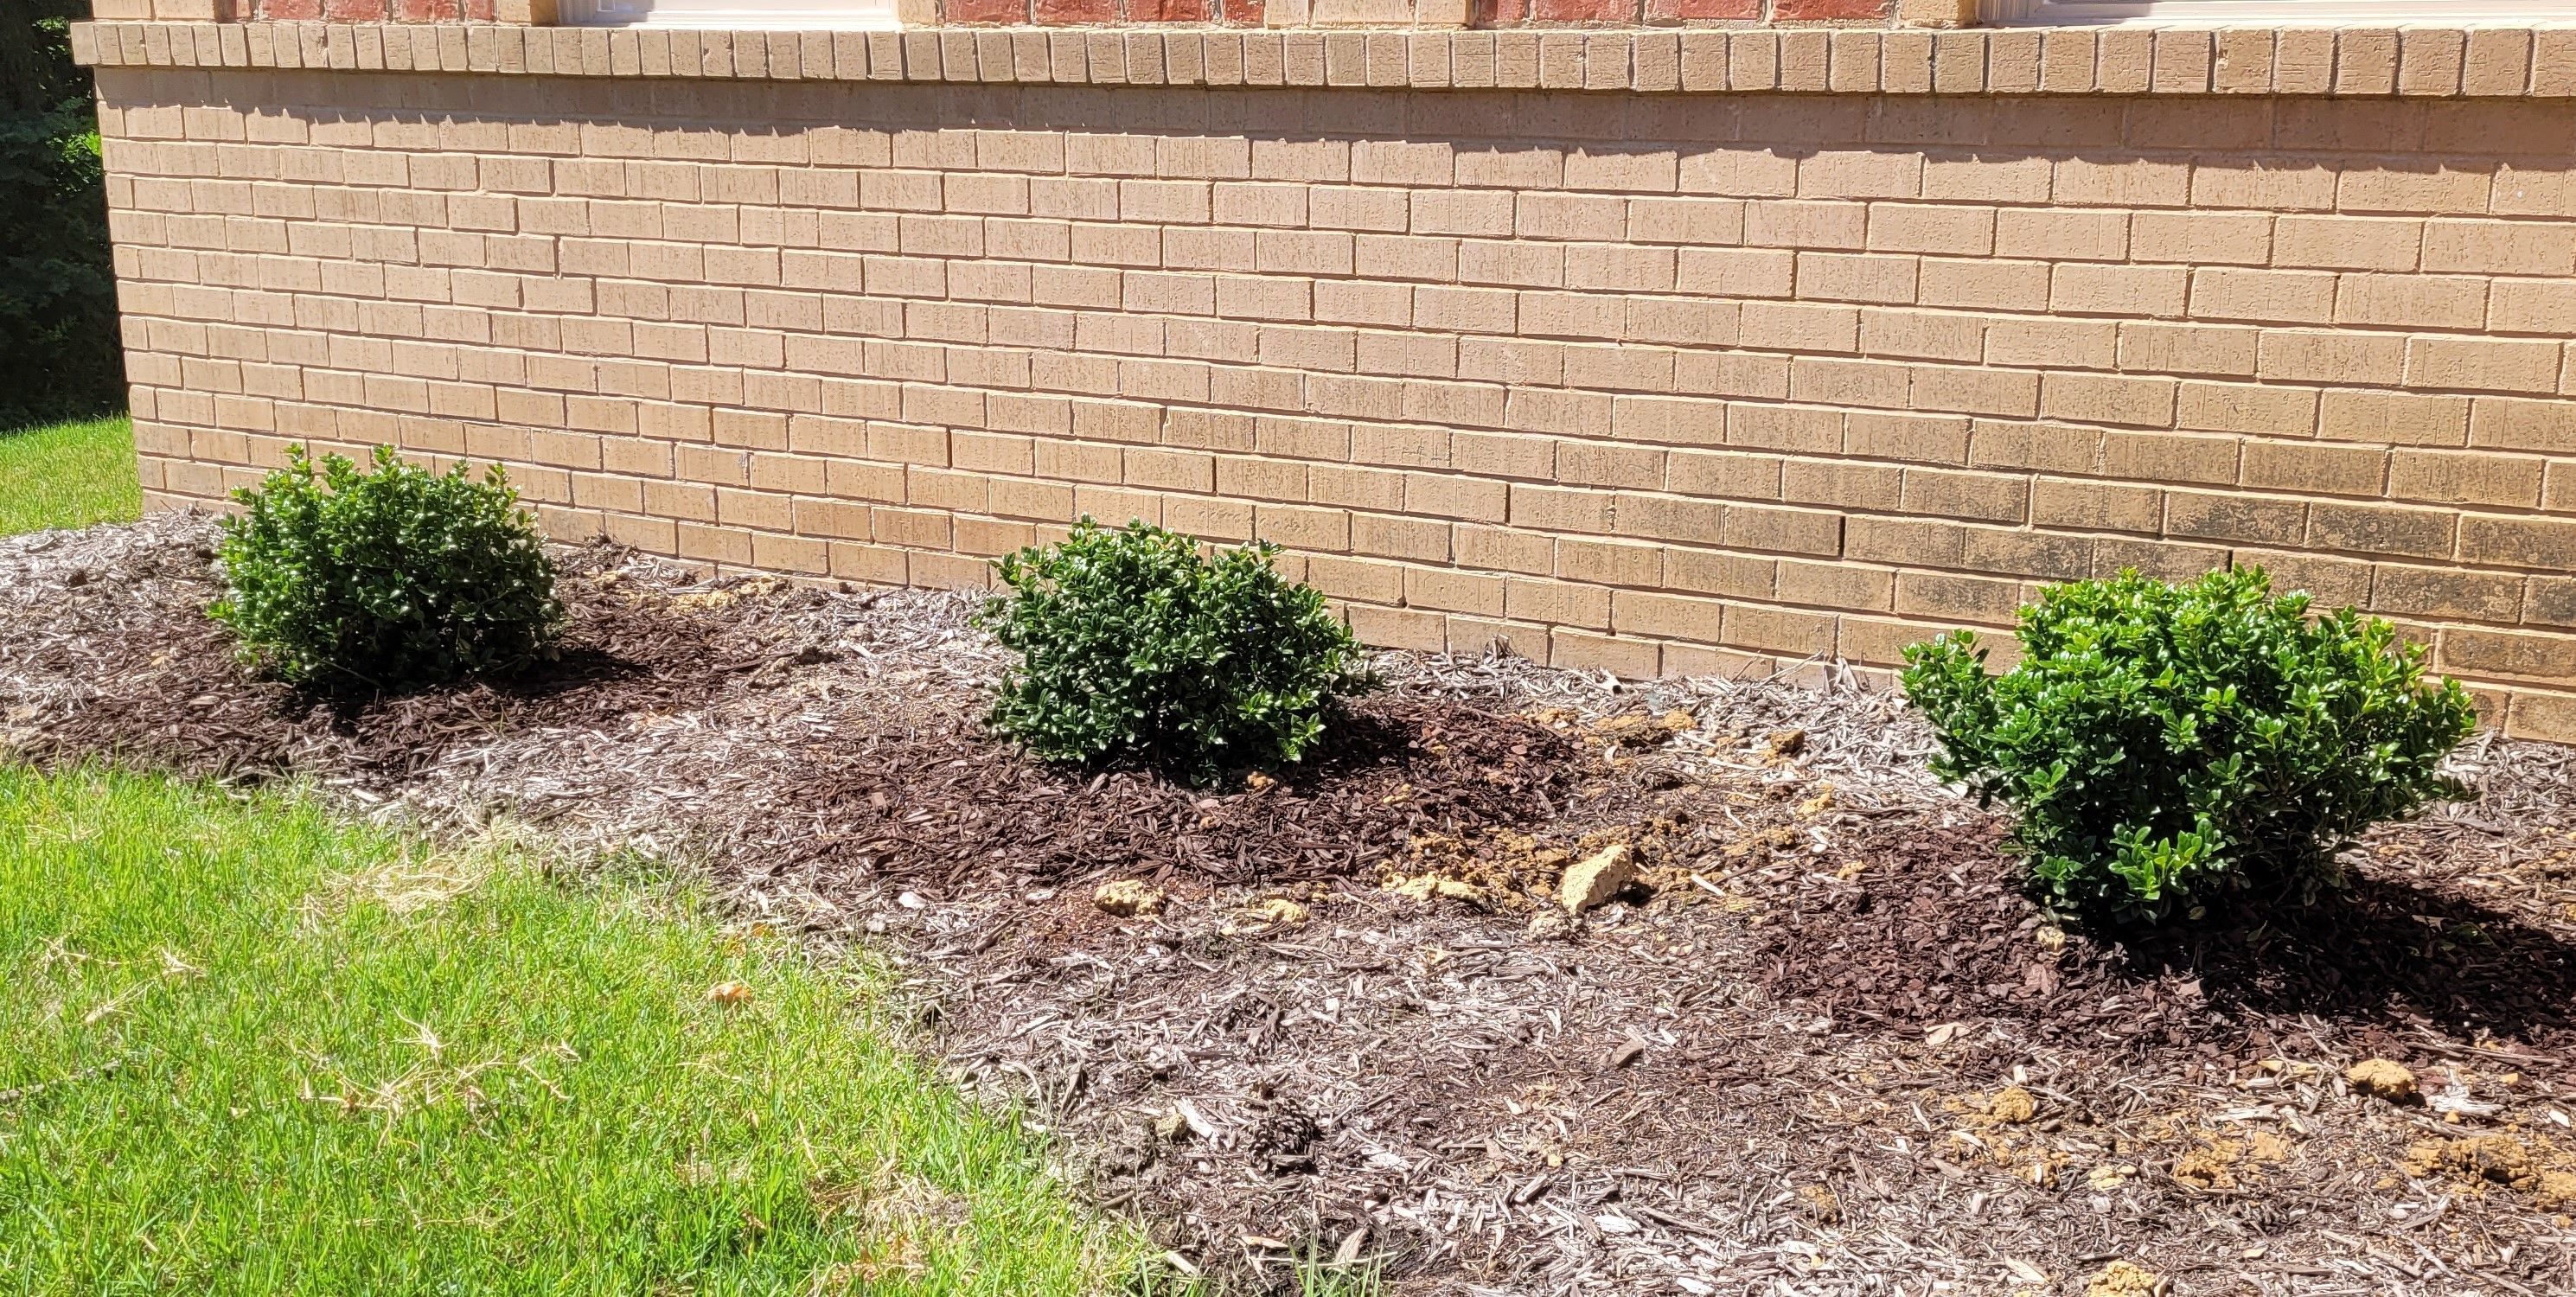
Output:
[
  {"xmin": 1760, "ymin": 818, "xmax": 2576, "ymax": 1077},
  {"xmin": 780, "ymin": 695, "xmax": 1585, "ymax": 890},
  {"xmin": 10, "ymin": 540, "xmax": 799, "ymax": 782}
]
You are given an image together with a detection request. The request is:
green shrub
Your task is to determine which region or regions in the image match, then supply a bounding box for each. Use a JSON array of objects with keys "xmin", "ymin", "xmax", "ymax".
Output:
[
  {"xmin": 1901, "ymin": 567, "xmax": 2476, "ymax": 923},
  {"xmin": 212, "ymin": 446, "xmax": 565, "ymax": 690},
  {"xmin": 975, "ymin": 518, "xmax": 1371, "ymax": 783}
]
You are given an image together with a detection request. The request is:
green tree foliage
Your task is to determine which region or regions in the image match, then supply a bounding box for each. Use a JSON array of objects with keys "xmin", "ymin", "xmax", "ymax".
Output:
[
  {"xmin": 212, "ymin": 446, "xmax": 566, "ymax": 690},
  {"xmin": 1, "ymin": 0, "xmax": 121, "ymax": 428},
  {"xmin": 1902, "ymin": 568, "xmax": 2477, "ymax": 923},
  {"xmin": 976, "ymin": 518, "xmax": 1373, "ymax": 783}
]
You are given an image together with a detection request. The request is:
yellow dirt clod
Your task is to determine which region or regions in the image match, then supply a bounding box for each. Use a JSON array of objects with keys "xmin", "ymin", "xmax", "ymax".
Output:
[
  {"xmin": 1988, "ymin": 1086, "xmax": 2037, "ymax": 1124},
  {"xmin": 2085, "ymin": 1261, "xmax": 2165, "ymax": 1297},
  {"xmin": 2345, "ymin": 1057, "xmax": 2418, "ymax": 1102}
]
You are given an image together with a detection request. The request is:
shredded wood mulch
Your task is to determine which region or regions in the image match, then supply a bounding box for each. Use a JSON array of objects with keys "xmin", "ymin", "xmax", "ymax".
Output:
[
  {"xmin": 10, "ymin": 512, "xmax": 2576, "ymax": 1297},
  {"xmin": 1764, "ymin": 813, "xmax": 2576, "ymax": 1071},
  {"xmin": 779, "ymin": 697, "xmax": 1582, "ymax": 891}
]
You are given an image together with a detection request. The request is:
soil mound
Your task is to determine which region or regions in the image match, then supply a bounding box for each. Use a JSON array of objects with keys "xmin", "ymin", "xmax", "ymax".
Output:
[
  {"xmin": 783, "ymin": 694, "xmax": 1584, "ymax": 890},
  {"xmin": 7, "ymin": 536, "xmax": 805, "ymax": 780},
  {"xmin": 1761, "ymin": 815, "xmax": 2576, "ymax": 1070}
]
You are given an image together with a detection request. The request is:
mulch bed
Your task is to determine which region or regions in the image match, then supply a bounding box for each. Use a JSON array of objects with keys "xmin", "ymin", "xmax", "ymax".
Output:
[
  {"xmin": 10, "ymin": 512, "xmax": 2576, "ymax": 1296},
  {"xmin": 3, "ymin": 530, "xmax": 803, "ymax": 781},
  {"xmin": 1761, "ymin": 814, "xmax": 2576, "ymax": 1076},
  {"xmin": 1761, "ymin": 787, "xmax": 2576, "ymax": 1090}
]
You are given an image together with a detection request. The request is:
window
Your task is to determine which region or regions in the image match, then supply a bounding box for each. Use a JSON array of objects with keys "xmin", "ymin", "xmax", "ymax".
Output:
[
  {"xmin": 1985, "ymin": 0, "xmax": 2576, "ymax": 20},
  {"xmin": 560, "ymin": 0, "xmax": 899, "ymax": 28}
]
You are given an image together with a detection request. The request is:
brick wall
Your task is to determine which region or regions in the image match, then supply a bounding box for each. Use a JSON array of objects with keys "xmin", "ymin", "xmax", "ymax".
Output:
[
  {"xmin": 94, "ymin": 0, "xmax": 1964, "ymax": 28},
  {"xmin": 80, "ymin": 28, "xmax": 2576, "ymax": 738},
  {"xmin": 93, "ymin": 0, "xmax": 512, "ymax": 22}
]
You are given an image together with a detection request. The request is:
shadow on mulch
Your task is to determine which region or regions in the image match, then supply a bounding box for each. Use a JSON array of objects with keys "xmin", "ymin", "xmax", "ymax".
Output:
[
  {"xmin": 2133, "ymin": 874, "xmax": 2576, "ymax": 1063},
  {"xmin": 782, "ymin": 694, "xmax": 1584, "ymax": 891},
  {"xmin": 1762, "ymin": 820, "xmax": 2576, "ymax": 1072}
]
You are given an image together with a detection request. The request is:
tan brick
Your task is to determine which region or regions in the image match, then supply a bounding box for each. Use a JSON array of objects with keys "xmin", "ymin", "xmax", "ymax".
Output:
[
  {"xmin": 1667, "ymin": 448, "xmax": 1781, "ymax": 498},
  {"xmin": 2461, "ymin": 514, "xmax": 2576, "ymax": 568},
  {"xmin": 2471, "ymin": 397, "xmax": 2576, "ymax": 452},
  {"xmin": 1896, "ymin": 572, "xmax": 2022, "ymax": 625},
  {"xmin": 2034, "ymin": 478, "xmax": 2163, "ymax": 534},
  {"xmin": 2051, "ymin": 263, "xmax": 2188, "ymax": 318},
  {"xmin": 2259, "ymin": 330, "xmax": 2406, "ymax": 386},
  {"xmin": 1722, "ymin": 602, "xmax": 1836, "ymax": 656},
  {"xmin": 1547, "ymin": 626, "xmax": 1657, "ymax": 676},
  {"xmin": 2374, "ymin": 564, "xmax": 2523, "ymax": 623},
  {"xmin": 2041, "ymin": 373, "xmax": 2176, "ymax": 428},
  {"xmin": 2241, "ymin": 440, "xmax": 2387, "ymax": 497},
  {"xmin": 2428, "ymin": 220, "xmax": 2576, "ymax": 278},
  {"xmin": 1403, "ymin": 566, "xmax": 1502, "ymax": 617},
  {"xmin": 1845, "ymin": 411, "xmax": 1970, "ymax": 464},
  {"xmin": 2166, "ymin": 490, "xmax": 2306, "ymax": 546},
  {"xmin": 1612, "ymin": 589, "xmax": 1725, "ymax": 642},
  {"xmin": 2507, "ymin": 691, "xmax": 2576, "ymax": 744},
  {"xmin": 2336, "ymin": 275, "xmax": 2488, "ymax": 332},
  {"xmin": 2444, "ymin": 628, "xmax": 2576, "ymax": 683},
  {"xmin": 1860, "ymin": 309, "xmax": 1982, "ymax": 363},
  {"xmin": 1987, "ymin": 317, "xmax": 2116, "ymax": 370},
  {"xmin": 2232, "ymin": 549, "xmax": 2370, "ymax": 610},
  {"xmin": 2306, "ymin": 501, "xmax": 2455, "ymax": 559},
  {"xmin": 1864, "ymin": 203, "xmax": 1992, "ymax": 257},
  {"xmin": 2272, "ymin": 215, "xmax": 2419, "ymax": 272},
  {"xmin": 1782, "ymin": 458, "xmax": 1902, "ymax": 509},
  {"xmin": 2131, "ymin": 210, "xmax": 2272, "ymax": 266},
  {"xmin": 2101, "ymin": 431, "xmax": 2239, "ymax": 486},
  {"xmin": 1994, "ymin": 208, "xmax": 2127, "ymax": 262},
  {"xmin": 2547, "ymin": 462, "xmax": 2576, "ymax": 513},
  {"xmin": 1723, "ymin": 502, "xmax": 1843, "ymax": 556},
  {"xmin": 1919, "ymin": 259, "xmax": 2052, "ymax": 313},
  {"xmin": 2529, "ymin": 577, "xmax": 2576, "ymax": 628},
  {"xmin": 2118, "ymin": 322, "xmax": 2259, "ymax": 377},
  {"xmin": 2407, "ymin": 336, "xmax": 2561, "ymax": 395},
  {"xmin": 1966, "ymin": 422, "xmax": 2097, "ymax": 476},
  {"xmin": 1776, "ymin": 558, "xmax": 1891, "ymax": 611},
  {"xmin": 2189, "ymin": 268, "xmax": 2338, "ymax": 325},
  {"xmin": 2317, "ymin": 389, "xmax": 2471, "ymax": 447},
  {"xmin": 1900, "ymin": 468, "xmax": 2027, "ymax": 524},
  {"xmin": 1556, "ymin": 536, "xmax": 1662, "ymax": 589}
]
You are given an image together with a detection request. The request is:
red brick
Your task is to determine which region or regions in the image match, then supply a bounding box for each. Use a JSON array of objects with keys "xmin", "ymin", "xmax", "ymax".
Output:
[
  {"xmin": 1645, "ymin": 0, "xmax": 1757, "ymax": 19},
  {"xmin": 1032, "ymin": 0, "xmax": 1115, "ymax": 22},
  {"xmin": 1128, "ymin": 0, "xmax": 1211, "ymax": 18},
  {"xmin": 944, "ymin": 0, "xmax": 1026, "ymax": 20},
  {"xmin": 1527, "ymin": 0, "xmax": 1635, "ymax": 20},
  {"xmin": 1220, "ymin": 0, "xmax": 1262, "ymax": 20},
  {"xmin": 323, "ymin": 0, "xmax": 387, "ymax": 17},
  {"xmin": 257, "ymin": 0, "xmax": 321, "ymax": 16}
]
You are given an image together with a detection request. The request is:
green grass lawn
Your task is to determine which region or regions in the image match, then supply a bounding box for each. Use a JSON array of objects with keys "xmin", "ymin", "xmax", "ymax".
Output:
[
  {"xmin": 0, "ymin": 766, "xmax": 1134, "ymax": 1295},
  {"xmin": 0, "ymin": 415, "xmax": 141, "ymax": 534}
]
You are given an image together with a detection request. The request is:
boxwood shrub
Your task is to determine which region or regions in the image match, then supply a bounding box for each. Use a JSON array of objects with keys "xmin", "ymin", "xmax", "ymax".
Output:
[
  {"xmin": 211, "ymin": 446, "xmax": 565, "ymax": 690},
  {"xmin": 1901, "ymin": 567, "xmax": 2476, "ymax": 923},
  {"xmin": 975, "ymin": 518, "xmax": 1371, "ymax": 783}
]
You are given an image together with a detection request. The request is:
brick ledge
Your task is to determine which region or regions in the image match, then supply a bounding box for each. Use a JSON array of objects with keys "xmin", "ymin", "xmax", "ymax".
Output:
[{"xmin": 70, "ymin": 20, "xmax": 2576, "ymax": 95}]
